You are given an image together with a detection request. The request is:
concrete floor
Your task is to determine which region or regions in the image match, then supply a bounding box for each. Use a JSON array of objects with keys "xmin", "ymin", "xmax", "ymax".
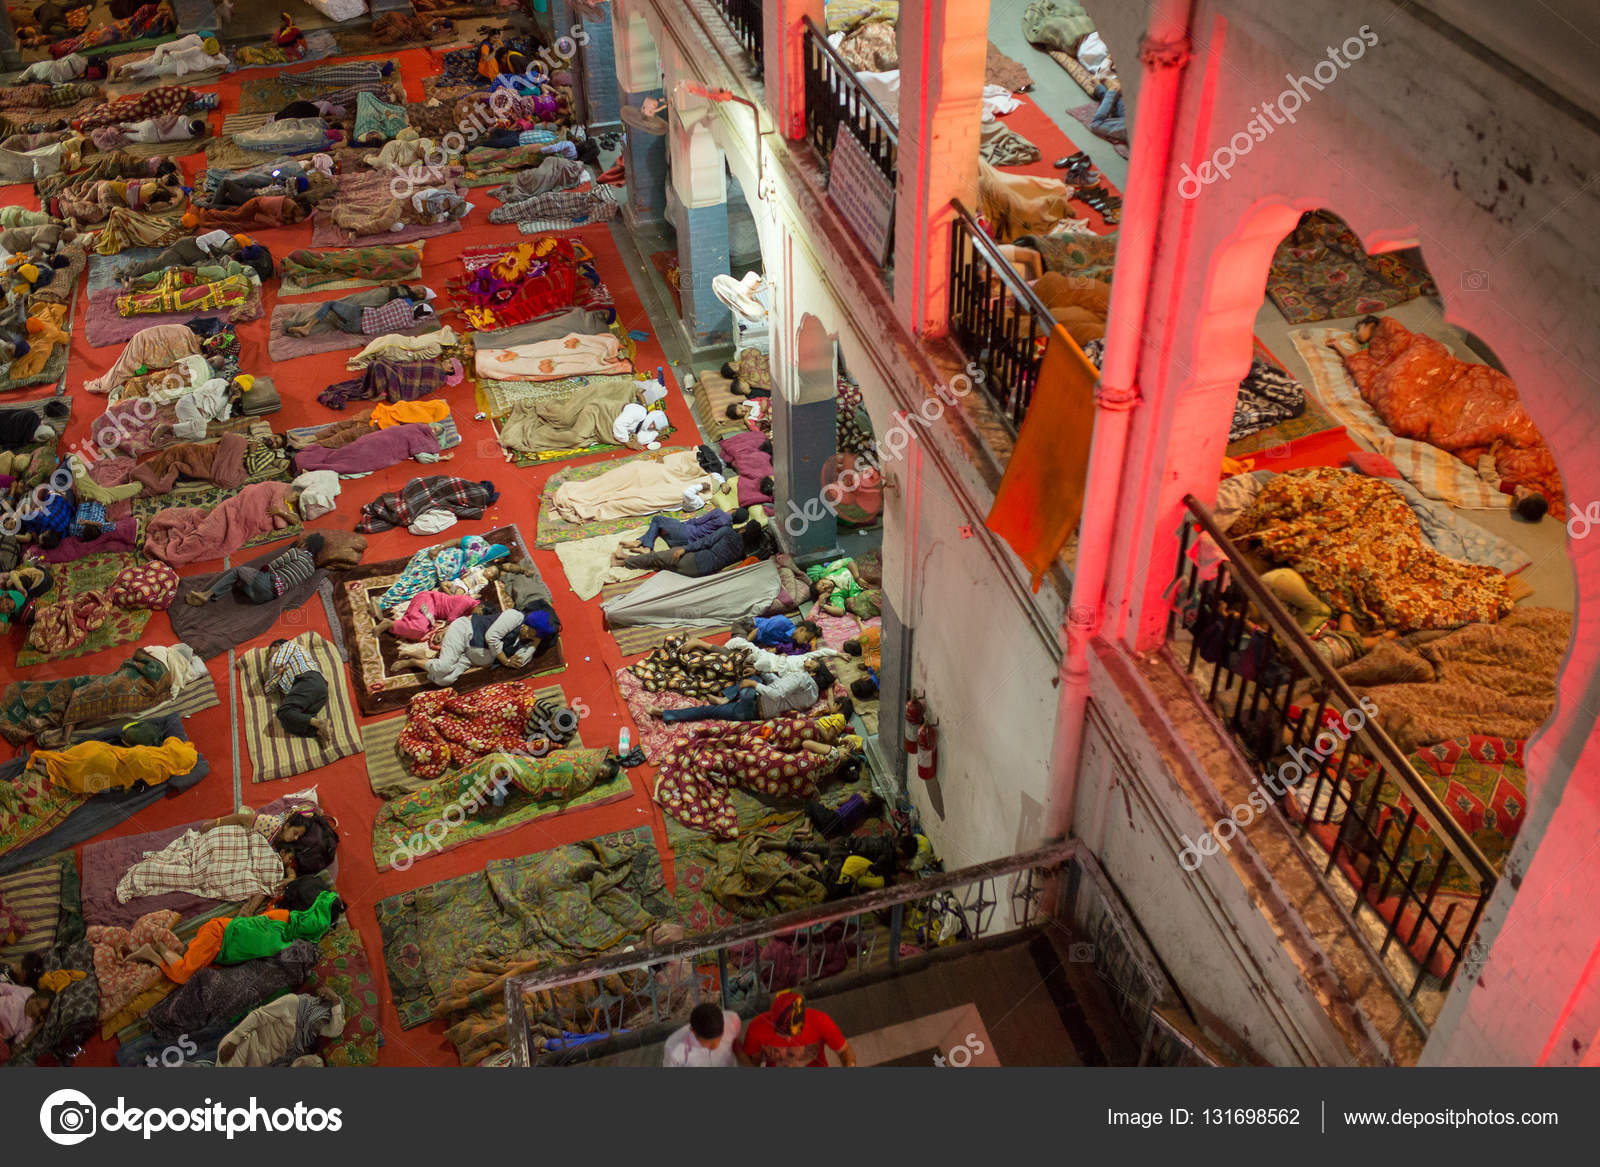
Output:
[{"xmin": 986, "ymin": 0, "xmax": 1132, "ymax": 192}]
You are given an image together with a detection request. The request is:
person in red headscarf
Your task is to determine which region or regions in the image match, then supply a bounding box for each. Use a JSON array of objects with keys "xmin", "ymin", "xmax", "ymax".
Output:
[{"xmin": 740, "ymin": 990, "xmax": 856, "ymax": 1067}]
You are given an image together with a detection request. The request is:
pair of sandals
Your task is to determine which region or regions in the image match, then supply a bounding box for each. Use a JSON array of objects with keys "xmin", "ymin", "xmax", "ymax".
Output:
[{"xmin": 1073, "ymin": 184, "xmax": 1122, "ymax": 223}]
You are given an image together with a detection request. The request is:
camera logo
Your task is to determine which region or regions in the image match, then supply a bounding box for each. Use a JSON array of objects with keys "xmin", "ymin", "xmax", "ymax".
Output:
[{"xmin": 40, "ymin": 1088, "xmax": 97, "ymax": 1146}]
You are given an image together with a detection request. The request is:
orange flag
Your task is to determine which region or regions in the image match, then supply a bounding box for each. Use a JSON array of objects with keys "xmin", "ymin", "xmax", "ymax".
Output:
[{"xmin": 984, "ymin": 324, "xmax": 1099, "ymax": 590}]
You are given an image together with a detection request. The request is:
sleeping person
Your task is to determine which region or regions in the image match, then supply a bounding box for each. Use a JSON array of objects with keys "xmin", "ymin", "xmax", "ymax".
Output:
[
  {"xmin": 393, "ymin": 607, "xmax": 552, "ymax": 687},
  {"xmin": 612, "ymin": 516, "xmax": 771, "ymax": 579}
]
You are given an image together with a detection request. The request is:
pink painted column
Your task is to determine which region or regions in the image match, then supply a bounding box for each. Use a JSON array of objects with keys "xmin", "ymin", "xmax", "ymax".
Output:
[
  {"xmin": 763, "ymin": 0, "xmax": 824, "ymax": 141},
  {"xmin": 891, "ymin": 0, "xmax": 989, "ymax": 338}
]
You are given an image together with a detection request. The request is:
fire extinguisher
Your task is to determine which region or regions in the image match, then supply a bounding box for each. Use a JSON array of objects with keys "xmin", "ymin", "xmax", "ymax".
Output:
[
  {"xmin": 917, "ymin": 718, "xmax": 939, "ymax": 782},
  {"xmin": 904, "ymin": 691, "xmax": 925, "ymax": 755}
]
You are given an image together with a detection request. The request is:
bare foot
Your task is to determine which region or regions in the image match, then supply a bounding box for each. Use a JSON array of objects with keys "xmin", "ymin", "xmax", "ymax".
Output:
[
  {"xmin": 184, "ymin": 590, "xmax": 210, "ymax": 606},
  {"xmin": 374, "ymin": 618, "xmax": 394, "ymax": 634},
  {"xmin": 436, "ymin": 452, "xmax": 454, "ymax": 461},
  {"xmin": 309, "ymin": 715, "xmax": 331, "ymax": 742}
]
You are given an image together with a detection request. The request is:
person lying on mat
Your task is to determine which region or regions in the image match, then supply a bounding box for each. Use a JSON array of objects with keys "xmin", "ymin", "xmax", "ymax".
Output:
[
  {"xmin": 281, "ymin": 285, "xmax": 437, "ymax": 338},
  {"xmin": 374, "ymin": 589, "xmax": 482, "ymax": 641},
  {"xmin": 646, "ymin": 659, "xmax": 838, "ymax": 725},
  {"xmin": 610, "ymin": 378, "xmax": 672, "ymax": 449},
  {"xmin": 263, "ymin": 638, "xmax": 332, "ymax": 742},
  {"xmin": 21, "ymin": 734, "xmax": 197, "ymax": 797},
  {"xmin": 619, "ymin": 506, "xmax": 749, "ymax": 560},
  {"xmin": 393, "ymin": 606, "xmax": 553, "ymax": 687},
  {"xmin": 612, "ymin": 517, "xmax": 772, "ymax": 580},
  {"xmin": 185, "ymin": 534, "xmax": 324, "ymax": 607},
  {"xmin": 200, "ymin": 806, "xmax": 339, "ymax": 885},
  {"xmin": 731, "ymin": 614, "xmax": 823, "ymax": 652},
  {"xmin": 128, "ymin": 890, "xmax": 345, "ymax": 986},
  {"xmin": 14, "ymin": 481, "xmax": 74, "ymax": 551}
]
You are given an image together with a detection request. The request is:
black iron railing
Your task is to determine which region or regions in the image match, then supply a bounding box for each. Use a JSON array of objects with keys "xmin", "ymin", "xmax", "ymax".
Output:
[
  {"xmin": 1168, "ymin": 496, "xmax": 1497, "ymax": 1010},
  {"xmin": 715, "ymin": 0, "xmax": 764, "ymax": 64},
  {"xmin": 801, "ymin": 14, "xmax": 897, "ymax": 186},
  {"xmin": 948, "ymin": 199, "xmax": 1085, "ymax": 433}
]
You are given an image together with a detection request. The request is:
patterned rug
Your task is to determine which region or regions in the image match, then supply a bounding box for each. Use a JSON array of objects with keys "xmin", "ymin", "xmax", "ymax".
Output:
[
  {"xmin": 16, "ymin": 552, "xmax": 153, "ymax": 667},
  {"xmin": 311, "ymin": 211, "xmax": 463, "ymax": 248},
  {"xmin": 374, "ymin": 825, "xmax": 671, "ymax": 1031},
  {"xmin": 304, "ymin": 922, "xmax": 383, "ymax": 1067},
  {"xmin": 236, "ymin": 632, "xmax": 362, "ymax": 784},
  {"xmin": 0, "ymin": 343, "xmax": 70, "ymax": 395},
  {"xmin": 83, "ymin": 283, "xmax": 263, "ymax": 349},
  {"xmin": 689, "ymin": 366, "xmax": 751, "ymax": 440},
  {"xmin": 1226, "ymin": 337, "xmax": 1341, "ymax": 456},
  {"xmin": 324, "ymin": 524, "xmax": 566, "ymax": 716},
  {"xmin": 1266, "ymin": 210, "xmax": 1437, "ymax": 325},
  {"xmin": 363, "ymin": 682, "xmax": 582, "ymax": 799}
]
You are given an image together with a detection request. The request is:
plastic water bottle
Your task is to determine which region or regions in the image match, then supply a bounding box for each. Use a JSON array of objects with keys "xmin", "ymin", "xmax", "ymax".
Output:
[{"xmin": 618, "ymin": 728, "xmax": 631, "ymax": 754}]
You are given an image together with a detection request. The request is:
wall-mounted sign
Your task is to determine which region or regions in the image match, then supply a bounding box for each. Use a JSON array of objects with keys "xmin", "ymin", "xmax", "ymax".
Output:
[{"xmin": 827, "ymin": 131, "xmax": 895, "ymax": 267}]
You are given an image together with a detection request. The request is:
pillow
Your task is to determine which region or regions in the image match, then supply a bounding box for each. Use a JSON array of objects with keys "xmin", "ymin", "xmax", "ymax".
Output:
[
  {"xmin": 311, "ymin": 529, "xmax": 366, "ymax": 570},
  {"xmin": 110, "ymin": 561, "xmax": 180, "ymax": 610},
  {"xmin": 1346, "ymin": 451, "xmax": 1401, "ymax": 479}
]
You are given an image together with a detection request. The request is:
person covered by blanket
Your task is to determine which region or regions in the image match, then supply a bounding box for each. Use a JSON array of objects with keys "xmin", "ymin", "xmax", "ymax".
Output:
[
  {"xmin": 742, "ymin": 989, "xmax": 856, "ymax": 1068},
  {"xmin": 771, "ymin": 833, "xmax": 921, "ymax": 901},
  {"xmin": 649, "ymin": 635, "xmax": 845, "ymax": 724},
  {"xmin": 282, "ymin": 284, "xmax": 439, "ymax": 339},
  {"xmin": 611, "ymin": 377, "xmax": 671, "ymax": 449},
  {"xmin": 200, "ymin": 805, "xmax": 339, "ymax": 889},
  {"xmin": 394, "ymin": 602, "xmax": 559, "ymax": 686},
  {"xmin": 0, "ymin": 974, "xmax": 53, "ymax": 1048},
  {"xmin": 185, "ymin": 534, "xmax": 324, "ymax": 608},
  {"xmin": 128, "ymin": 889, "xmax": 345, "ymax": 986},
  {"xmin": 369, "ymin": 535, "xmax": 510, "ymax": 621},
  {"xmin": 263, "ymin": 638, "xmax": 332, "ymax": 742},
  {"xmin": 614, "ymin": 515, "xmax": 773, "ymax": 580},
  {"xmin": 808, "ymin": 556, "xmax": 872, "ymax": 617},
  {"xmin": 21, "ymin": 732, "xmax": 197, "ymax": 797},
  {"xmin": 663, "ymin": 1002, "xmax": 742, "ymax": 1068},
  {"xmin": 732, "ymin": 614, "xmax": 822, "ymax": 653}
]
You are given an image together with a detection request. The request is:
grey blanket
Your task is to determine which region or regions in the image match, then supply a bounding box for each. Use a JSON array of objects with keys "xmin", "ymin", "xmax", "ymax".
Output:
[{"xmin": 601, "ymin": 559, "xmax": 781, "ymax": 628}]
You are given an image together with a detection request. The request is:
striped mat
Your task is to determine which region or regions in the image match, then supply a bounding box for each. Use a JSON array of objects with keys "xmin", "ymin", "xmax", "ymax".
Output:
[
  {"xmin": 690, "ymin": 367, "xmax": 752, "ymax": 440},
  {"xmin": 236, "ymin": 633, "xmax": 362, "ymax": 784},
  {"xmin": 363, "ymin": 683, "xmax": 581, "ymax": 799},
  {"xmin": 0, "ymin": 856, "xmax": 64, "ymax": 964},
  {"xmin": 1289, "ymin": 328, "xmax": 1505, "ymax": 508}
]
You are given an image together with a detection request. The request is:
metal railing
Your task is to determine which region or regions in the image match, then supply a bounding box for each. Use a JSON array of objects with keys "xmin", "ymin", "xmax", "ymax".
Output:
[
  {"xmin": 504, "ymin": 841, "xmax": 1075, "ymax": 1065},
  {"xmin": 801, "ymin": 14, "xmax": 897, "ymax": 186},
  {"xmin": 948, "ymin": 199, "xmax": 1090, "ymax": 433},
  {"xmin": 1167, "ymin": 496, "xmax": 1497, "ymax": 1008},
  {"xmin": 714, "ymin": 0, "xmax": 764, "ymax": 64}
]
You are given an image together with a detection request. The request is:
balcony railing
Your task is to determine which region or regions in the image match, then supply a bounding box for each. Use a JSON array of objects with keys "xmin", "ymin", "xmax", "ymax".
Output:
[
  {"xmin": 501, "ymin": 839, "xmax": 1215, "ymax": 1066},
  {"xmin": 1168, "ymin": 496, "xmax": 1497, "ymax": 1013},
  {"xmin": 948, "ymin": 199, "xmax": 1076, "ymax": 433},
  {"xmin": 714, "ymin": 0, "xmax": 763, "ymax": 65},
  {"xmin": 801, "ymin": 14, "xmax": 897, "ymax": 186}
]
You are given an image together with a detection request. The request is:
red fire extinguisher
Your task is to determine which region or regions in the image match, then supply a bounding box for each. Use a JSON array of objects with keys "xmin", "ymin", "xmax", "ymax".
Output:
[
  {"xmin": 904, "ymin": 691, "xmax": 925, "ymax": 755},
  {"xmin": 917, "ymin": 718, "xmax": 939, "ymax": 782}
]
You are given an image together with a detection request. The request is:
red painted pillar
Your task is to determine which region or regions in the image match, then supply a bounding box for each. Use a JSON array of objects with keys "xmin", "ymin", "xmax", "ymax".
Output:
[
  {"xmin": 764, "ymin": 0, "xmax": 823, "ymax": 141},
  {"xmin": 891, "ymin": 0, "xmax": 989, "ymax": 339}
]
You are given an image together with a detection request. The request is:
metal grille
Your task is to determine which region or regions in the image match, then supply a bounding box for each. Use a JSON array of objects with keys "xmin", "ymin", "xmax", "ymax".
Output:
[
  {"xmin": 947, "ymin": 199, "xmax": 1068, "ymax": 432},
  {"xmin": 801, "ymin": 14, "xmax": 898, "ymax": 186},
  {"xmin": 715, "ymin": 0, "xmax": 764, "ymax": 64},
  {"xmin": 1168, "ymin": 495, "xmax": 1496, "ymax": 1010}
]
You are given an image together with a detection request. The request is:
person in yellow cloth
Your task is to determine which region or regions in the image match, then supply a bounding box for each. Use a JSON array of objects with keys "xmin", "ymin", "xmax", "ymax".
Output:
[{"xmin": 24, "ymin": 734, "xmax": 197, "ymax": 795}]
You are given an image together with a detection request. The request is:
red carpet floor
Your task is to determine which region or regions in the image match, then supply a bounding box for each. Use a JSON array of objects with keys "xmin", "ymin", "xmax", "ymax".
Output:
[{"xmin": 3, "ymin": 47, "xmax": 695, "ymax": 1066}]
